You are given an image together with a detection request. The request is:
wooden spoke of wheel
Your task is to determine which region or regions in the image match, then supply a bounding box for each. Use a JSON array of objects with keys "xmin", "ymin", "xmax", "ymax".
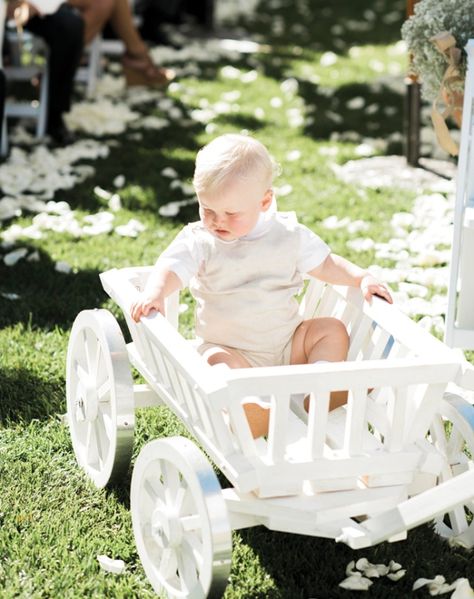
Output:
[
  {"xmin": 131, "ymin": 437, "xmax": 232, "ymax": 599},
  {"xmin": 430, "ymin": 393, "xmax": 474, "ymax": 547},
  {"xmin": 66, "ymin": 309, "xmax": 135, "ymax": 488}
]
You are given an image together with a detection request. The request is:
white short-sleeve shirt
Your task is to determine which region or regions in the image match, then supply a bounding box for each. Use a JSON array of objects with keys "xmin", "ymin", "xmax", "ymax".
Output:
[{"xmin": 157, "ymin": 210, "xmax": 330, "ymax": 352}]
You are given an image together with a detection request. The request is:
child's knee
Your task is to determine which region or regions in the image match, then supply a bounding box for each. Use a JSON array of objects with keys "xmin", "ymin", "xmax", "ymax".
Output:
[{"xmin": 331, "ymin": 317, "xmax": 349, "ymax": 344}]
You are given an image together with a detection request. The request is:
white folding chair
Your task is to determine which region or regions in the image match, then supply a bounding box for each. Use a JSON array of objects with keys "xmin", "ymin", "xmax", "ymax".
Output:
[{"xmin": 1, "ymin": 29, "xmax": 49, "ymax": 156}]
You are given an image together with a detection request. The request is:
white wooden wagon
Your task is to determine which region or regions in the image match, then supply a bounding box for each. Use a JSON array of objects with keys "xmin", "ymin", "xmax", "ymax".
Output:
[{"xmin": 66, "ymin": 266, "xmax": 474, "ymax": 599}]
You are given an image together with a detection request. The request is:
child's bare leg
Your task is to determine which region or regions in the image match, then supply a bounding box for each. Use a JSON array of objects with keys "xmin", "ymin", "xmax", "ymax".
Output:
[
  {"xmin": 202, "ymin": 346, "xmax": 270, "ymax": 438},
  {"xmin": 290, "ymin": 317, "xmax": 349, "ymax": 411}
]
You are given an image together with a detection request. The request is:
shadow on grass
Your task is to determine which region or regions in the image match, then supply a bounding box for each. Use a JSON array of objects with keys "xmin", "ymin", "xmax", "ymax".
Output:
[
  {"xmin": 299, "ymin": 79, "xmax": 404, "ymax": 147},
  {"xmin": 0, "ymin": 244, "xmax": 105, "ymax": 331},
  {"xmin": 0, "ymin": 366, "xmax": 64, "ymax": 423},
  {"xmin": 237, "ymin": 522, "xmax": 471, "ymax": 599},
  {"xmin": 237, "ymin": 0, "xmax": 406, "ymax": 52},
  {"xmin": 61, "ymin": 98, "xmax": 204, "ymax": 218}
]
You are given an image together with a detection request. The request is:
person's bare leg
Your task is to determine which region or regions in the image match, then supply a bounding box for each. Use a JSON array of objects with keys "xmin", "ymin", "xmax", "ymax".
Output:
[
  {"xmin": 108, "ymin": 0, "xmax": 147, "ymax": 56},
  {"xmin": 203, "ymin": 346, "xmax": 270, "ymax": 438},
  {"xmin": 70, "ymin": 0, "xmax": 115, "ymax": 45},
  {"xmin": 290, "ymin": 317, "xmax": 350, "ymax": 411}
]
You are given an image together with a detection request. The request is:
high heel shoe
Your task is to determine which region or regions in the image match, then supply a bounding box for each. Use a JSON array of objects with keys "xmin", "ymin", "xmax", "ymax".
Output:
[{"xmin": 121, "ymin": 52, "xmax": 175, "ymax": 89}]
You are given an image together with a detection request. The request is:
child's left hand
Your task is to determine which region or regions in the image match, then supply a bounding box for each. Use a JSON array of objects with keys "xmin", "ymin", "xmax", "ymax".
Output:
[{"xmin": 360, "ymin": 274, "xmax": 393, "ymax": 304}]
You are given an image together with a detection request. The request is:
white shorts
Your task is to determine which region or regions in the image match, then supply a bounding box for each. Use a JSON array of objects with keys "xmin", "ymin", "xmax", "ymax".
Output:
[{"xmin": 196, "ymin": 337, "xmax": 293, "ymax": 368}]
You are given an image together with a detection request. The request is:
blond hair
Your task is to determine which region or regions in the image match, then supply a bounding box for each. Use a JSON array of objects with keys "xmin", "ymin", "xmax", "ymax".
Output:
[{"xmin": 193, "ymin": 134, "xmax": 277, "ymax": 195}]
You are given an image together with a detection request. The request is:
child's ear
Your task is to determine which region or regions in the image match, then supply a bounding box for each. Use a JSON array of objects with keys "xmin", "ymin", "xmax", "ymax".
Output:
[{"xmin": 260, "ymin": 189, "xmax": 273, "ymax": 212}]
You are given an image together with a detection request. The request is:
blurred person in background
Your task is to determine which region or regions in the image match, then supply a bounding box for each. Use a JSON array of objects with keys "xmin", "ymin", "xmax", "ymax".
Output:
[
  {"xmin": 6, "ymin": 0, "xmax": 84, "ymax": 144},
  {"xmin": 68, "ymin": 0, "xmax": 175, "ymax": 87}
]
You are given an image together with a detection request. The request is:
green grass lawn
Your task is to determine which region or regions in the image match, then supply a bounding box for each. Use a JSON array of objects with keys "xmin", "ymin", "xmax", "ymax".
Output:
[{"xmin": 1, "ymin": 0, "xmax": 473, "ymax": 597}]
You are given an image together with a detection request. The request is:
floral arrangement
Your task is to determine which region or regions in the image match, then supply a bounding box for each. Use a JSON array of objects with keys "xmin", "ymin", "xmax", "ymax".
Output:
[{"xmin": 401, "ymin": 0, "xmax": 473, "ymax": 102}]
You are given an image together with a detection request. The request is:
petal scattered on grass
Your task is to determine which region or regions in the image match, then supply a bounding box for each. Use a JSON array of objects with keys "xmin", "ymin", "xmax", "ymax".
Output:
[
  {"xmin": 4, "ymin": 247, "xmax": 28, "ymax": 266},
  {"xmin": 97, "ymin": 555, "xmax": 125, "ymax": 574},
  {"xmin": 451, "ymin": 579, "xmax": 474, "ymax": 599},
  {"xmin": 113, "ymin": 175, "xmax": 125, "ymax": 188},
  {"xmin": 55, "ymin": 261, "xmax": 72, "ymax": 274},
  {"xmin": 115, "ymin": 219, "xmax": 146, "ymax": 238},
  {"xmin": 413, "ymin": 575, "xmax": 456, "ymax": 595},
  {"xmin": 1, "ymin": 292, "xmax": 21, "ymax": 300},
  {"xmin": 339, "ymin": 573, "xmax": 373, "ymax": 591},
  {"xmin": 387, "ymin": 570, "xmax": 406, "ymax": 581}
]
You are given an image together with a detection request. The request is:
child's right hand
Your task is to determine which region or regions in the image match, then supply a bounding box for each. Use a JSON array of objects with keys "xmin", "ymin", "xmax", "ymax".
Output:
[{"xmin": 130, "ymin": 294, "xmax": 165, "ymax": 322}]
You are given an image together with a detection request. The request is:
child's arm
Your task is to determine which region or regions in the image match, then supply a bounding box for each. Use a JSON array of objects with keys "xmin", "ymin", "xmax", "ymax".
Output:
[
  {"xmin": 130, "ymin": 268, "xmax": 182, "ymax": 322},
  {"xmin": 308, "ymin": 253, "xmax": 393, "ymax": 303}
]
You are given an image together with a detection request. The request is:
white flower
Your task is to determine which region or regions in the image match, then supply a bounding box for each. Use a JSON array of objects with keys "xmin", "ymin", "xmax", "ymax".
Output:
[{"xmin": 401, "ymin": 0, "xmax": 470, "ymax": 101}]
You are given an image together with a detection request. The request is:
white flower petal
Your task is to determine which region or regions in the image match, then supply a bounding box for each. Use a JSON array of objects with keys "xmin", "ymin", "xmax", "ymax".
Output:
[
  {"xmin": 451, "ymin": 579, "xmax": 474, "ymax": 599},
  {"xmin": 345, "ymin": 560, "xmax": 356, "ymax": 576},
  {"xmin": 108, "ymin": 194, "xmax": 122, "ymax": 212},
  {"xmin": 115, "ymin": 219, "xmax": 145, "ymax": 237},
  {"xmin": 387, "ymin": 570, "xmax": 406, "ymax": 581},
  {"xmin": 4, "ymin": 247, "xmax": 29, "ymax": 266},
  {"xmin": 320, "ymin": 51, "xmax": 338, "ymax": 67},
  {"xmin": 97, "ymin": 555, "xmax": 125, "ymax": 574},
  {"xmin": 274, "ymin": 184, "xmax": 293, "ymax": 197},
  {"xmin": 286, "ymin": 150, "xmax": 301, "ymax": 162},
  {"xmin": 339, "ymin": 575, "xmax": 372, "ymax": 591},
  {"xmin": 55, "ymin": 261, "xmax": 72, "ymax": 274},
  {"xmin": 1, "ymin": 292, "xmax": 21, "ymax": 300},
  {"xmin": 161, "ymin": 167, "xmax": 178, "ymax": 179},
  {"xmin": 27, "ymin": 251, "xmax": 40, "ymax": 262},
  {"xmin": 113, "ymin": 175, "xmax": 125, "ymax": 188}
]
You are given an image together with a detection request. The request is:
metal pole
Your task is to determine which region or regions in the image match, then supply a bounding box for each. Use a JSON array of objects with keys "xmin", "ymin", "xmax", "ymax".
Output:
[{"xmin": 404, "ymin": 0, "xmax": 421, "ymax": 166}]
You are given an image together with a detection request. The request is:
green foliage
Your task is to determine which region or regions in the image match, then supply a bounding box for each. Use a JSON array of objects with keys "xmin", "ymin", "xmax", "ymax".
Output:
[{"xmin": 401, "ymin": 0, "xmax": 471, "ymax": 100}]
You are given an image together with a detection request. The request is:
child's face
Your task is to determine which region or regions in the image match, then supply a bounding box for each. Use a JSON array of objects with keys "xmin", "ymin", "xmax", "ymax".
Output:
[{"xmin": 198, "ymin": 178, "xmax": 272, "ymax": 241}]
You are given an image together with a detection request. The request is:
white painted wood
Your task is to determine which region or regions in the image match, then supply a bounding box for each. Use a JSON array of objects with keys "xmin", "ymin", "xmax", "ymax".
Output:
[
  {"xmin": 306, "ymin": 391, "xmax": 330, "ymax": 459},
  {"xmin": 340, "ymin": 468, "xmax": 474, "ymax": 549},
  {"xmin": 446, "ymin": 39, "xmax": 474, "ymax": 349},
  {"xmin": 86, "ymin": 264, "xmax": 474, "ymax": 597},
  {"xmin": 267, "ymin": 393, "xmax": 291, "ymax": 463},
  {"xmin": 133, "ymin": 383, "xmax": 162, "ymax": 408}
]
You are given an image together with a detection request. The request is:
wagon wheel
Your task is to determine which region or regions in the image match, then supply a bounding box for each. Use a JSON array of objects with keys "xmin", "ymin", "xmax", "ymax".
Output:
[
  {"xmin": 430, "ymin": 392, "xmax": 474, "ymax": 548},
  {"xmin": 66, "ymin": 309, "xmax": 135, "ymax": 488},
  {"xmin": 131, "ymin": 436, "xmax": 232, "ymax": 599}
]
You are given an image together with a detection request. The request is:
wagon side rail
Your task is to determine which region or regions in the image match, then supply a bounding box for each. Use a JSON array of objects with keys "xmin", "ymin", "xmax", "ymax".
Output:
[
  {"xmin": 301, "ymin": 280, "xmax": 474, "ymax": 389},
  {"xmin": 99, "ymin": 267, "xmax": 261, "ymax": 491},
  {"xmin": 221, "ymin": 358, "xmax": 462, "ymax": 498}
]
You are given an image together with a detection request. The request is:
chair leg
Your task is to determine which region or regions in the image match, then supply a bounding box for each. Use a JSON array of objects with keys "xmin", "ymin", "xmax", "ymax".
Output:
[
  {"xmin": 1, "ymin": 117, "xmax": 8, "ymax": 156},
  {"xmin": 0, "ymin": 70, "xmax": 6, "ymax": 156},
  {"xmin": 86, "ymin": 36, "xmax": 102, "ymax": 97},
  {"xmin": 36, "ymin": 63, "xmax": 49, "ymax": 138}
]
